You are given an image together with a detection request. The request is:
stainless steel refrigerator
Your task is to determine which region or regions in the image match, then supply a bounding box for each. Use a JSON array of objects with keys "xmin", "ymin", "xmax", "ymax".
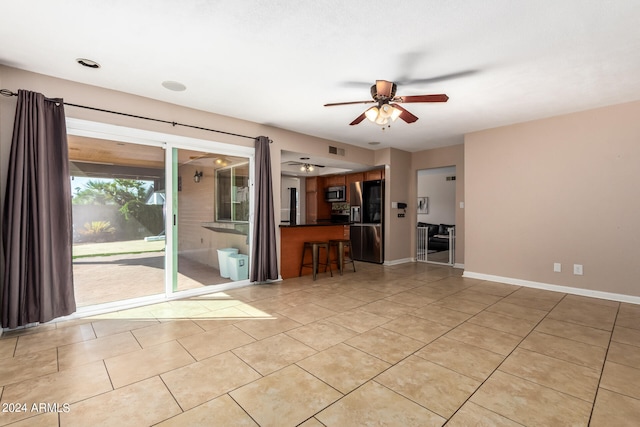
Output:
[{"xmin": 350, "ymin": 180, "xmax": 384, "ymax": 263}]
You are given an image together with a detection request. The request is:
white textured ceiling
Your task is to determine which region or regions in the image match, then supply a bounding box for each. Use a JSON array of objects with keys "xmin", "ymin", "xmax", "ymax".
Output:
[{"xmin": 2, "ymin": 1, "xmax": 640, "ymax": 153}]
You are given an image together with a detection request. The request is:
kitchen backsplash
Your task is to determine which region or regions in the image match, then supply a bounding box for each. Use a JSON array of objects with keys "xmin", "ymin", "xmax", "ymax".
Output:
[{"xmin": 332, "ymin": 202, "xmax": 350, "ymax": 211}]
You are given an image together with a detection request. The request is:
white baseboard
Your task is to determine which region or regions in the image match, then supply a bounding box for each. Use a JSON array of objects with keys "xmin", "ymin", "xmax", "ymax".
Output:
[
  {"xmin": 410, "ymin": 259, "xmax": 464, "ymax": 269},
  {"xmin": 383, "ymin": 258, "xmax": 414, "ymax": 266},
  {"xmin": 463, "ymin": 271, "xmax": 640, "ymax": 305}
]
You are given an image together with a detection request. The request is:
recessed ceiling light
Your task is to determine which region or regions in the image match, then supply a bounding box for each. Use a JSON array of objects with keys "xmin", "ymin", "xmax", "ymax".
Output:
[
  {"xmin": 76, "ymin": 58, "xmax": 100, "ymax": 69},
  {"xmin": 368, "ymin": 141, "xmax": 381, "ymax": 145},
  {"xmin": 162, "ymin": 81, "xmax": 187, "ymax": 92}
]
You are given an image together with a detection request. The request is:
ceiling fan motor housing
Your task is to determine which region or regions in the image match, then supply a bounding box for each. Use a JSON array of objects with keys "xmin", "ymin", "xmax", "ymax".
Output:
[{"xmin": 371, "ymin": 82, "xmax": 397, "ymax": 102}]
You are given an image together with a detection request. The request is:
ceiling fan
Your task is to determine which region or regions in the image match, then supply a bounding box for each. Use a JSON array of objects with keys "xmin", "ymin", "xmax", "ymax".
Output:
[
  {"xmin": 284, "ymin": 161, "xmax": 325, "ymax": 173},
  {"xmin": 324, "ymin": 80, "xmax": 448, "ymax": 126}
]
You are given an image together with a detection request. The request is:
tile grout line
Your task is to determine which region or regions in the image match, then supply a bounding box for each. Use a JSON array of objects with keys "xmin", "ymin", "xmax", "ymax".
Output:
[
  {"xmin": 157, "ymin": 374, "xmax": 187, "ymax": 414},
  {"xmin": 586, "ymin": 303, "xmax": 620, "ymax": 426},
  {"xmin": 441, "ymin": 289, "xmax": 567, "ymax": 424},
  {"xmin": 226, "ymin": 392, "xmax": 263, "ymax": 427},
  {"xmin": 248, "ymin": 278, "xmax": 456, "ymax": 422},
  {"xmin": 424, "ymin": 285, "xmax": 534, "ymax": 423},
  {"xmin": 295, "ymin": 281, "xmax": 518, "ymax": 423}
]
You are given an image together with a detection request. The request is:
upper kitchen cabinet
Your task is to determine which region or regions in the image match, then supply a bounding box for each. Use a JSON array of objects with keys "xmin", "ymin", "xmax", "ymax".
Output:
[
  {"xmin": 306, "ymin": 176, "xmax": 319, "ymax": 192},
  {"xmin": 346, "ymin": 172, "xmax": 364, "ymax": 186},
  {"xmin": 365, "ymin": 168, "xmax": 384, "ymax": 181},
  {"xmin": 325, "ymin": 174, "xmax": 346, "ymax": 187},
  {"xmin": 305, "ymin": 176, "xmax": 330, "ymax": 222}
]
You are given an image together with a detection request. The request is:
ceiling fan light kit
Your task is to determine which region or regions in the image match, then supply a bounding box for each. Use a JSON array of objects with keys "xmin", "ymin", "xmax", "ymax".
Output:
[
  {"xmin": 285, "ymin": 158, "xmax": 325, "ymax": 173},
  {"xmin": 366, "ymin": 104, "xmax": 402, "ymax": 126},
  {"xmin": 325, "ymin": 79, "xmax": 448, "ymax": 128},
  {"xmin": 364, "ymin": 107, "xmax": 379, "ymax": 122}
]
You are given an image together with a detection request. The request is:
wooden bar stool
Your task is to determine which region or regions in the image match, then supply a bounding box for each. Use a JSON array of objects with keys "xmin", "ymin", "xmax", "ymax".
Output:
[
  {"xmin": 329, "ymin": 239, "xmax": 356, "ymax": 275},
  {"xmin": 299, "ymin": 241, "xmax": 333, "ymax": 280}
]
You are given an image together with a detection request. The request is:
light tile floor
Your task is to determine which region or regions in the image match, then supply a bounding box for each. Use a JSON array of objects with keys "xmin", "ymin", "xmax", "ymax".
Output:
[{"xmin": 1, "ymin": 262, "xmax": 639, "ymax": 426}]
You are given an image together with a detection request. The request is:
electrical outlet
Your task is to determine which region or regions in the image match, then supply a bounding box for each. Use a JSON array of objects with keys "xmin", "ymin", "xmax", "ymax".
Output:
[
  {"xmin": 553, "ymin": 263, "xmax": 562, "ymax": 273},
  {"xmin": 573, "ymin": 264, "xmax": 583, "ymax": 275},
  {"xmin": 398, "ymin": 213, "xmax": 405, "ymax": 218}
]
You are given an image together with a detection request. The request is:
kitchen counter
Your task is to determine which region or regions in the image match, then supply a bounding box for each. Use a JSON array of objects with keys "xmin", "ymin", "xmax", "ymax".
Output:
[
  {"xmin": 279, "ymin": 221, "xmax": 351, "ymax": 228},
  {"xmin": 280, "ymin": 223, "xmax": 350, "ymax": 279}
]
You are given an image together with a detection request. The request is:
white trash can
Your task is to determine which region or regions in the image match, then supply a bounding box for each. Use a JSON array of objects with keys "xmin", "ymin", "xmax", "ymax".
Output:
[
  {"xmin": 228, "ymin": 254, "xmax": 249, "ymax": 281},
  {"xmin": 217, "ymin": 248, "xmax": 239, "ymax": 278}
]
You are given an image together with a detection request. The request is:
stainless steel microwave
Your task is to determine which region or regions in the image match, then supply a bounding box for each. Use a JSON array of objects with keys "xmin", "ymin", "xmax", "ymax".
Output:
[{"xmin": 325, "ymin": 186, "xmax": 346, "ymax": 202}]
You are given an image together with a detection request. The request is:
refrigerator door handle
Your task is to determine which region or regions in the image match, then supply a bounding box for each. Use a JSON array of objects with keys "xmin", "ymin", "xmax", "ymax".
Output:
[{"xmin": 351, "ymin": 206, "xmax": 361, "ymax": 223}]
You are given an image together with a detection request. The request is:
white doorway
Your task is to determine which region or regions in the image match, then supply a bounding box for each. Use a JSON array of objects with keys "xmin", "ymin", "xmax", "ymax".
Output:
[{"xmin": 416, "ymin": 166, "xmax": 456, "ymax": 265}]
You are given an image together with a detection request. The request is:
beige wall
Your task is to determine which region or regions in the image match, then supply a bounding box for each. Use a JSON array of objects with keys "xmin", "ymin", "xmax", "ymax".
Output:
[
  {"xmin": 411, "ymin": 144, "xmax": 465, "ymax": 265},
  {"xmin": 465, "ymin": 100, "xmax": 640, "ymax": 298},
  {"xmin": 377, "ymin": 148, "xmax": 413, "ymax": 263}
]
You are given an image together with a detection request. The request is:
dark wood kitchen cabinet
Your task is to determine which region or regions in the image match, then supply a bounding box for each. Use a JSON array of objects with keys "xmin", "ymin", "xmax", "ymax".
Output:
[
  {"xmin": 365, "ymin": 168, "xmax": 384, "ymax": 181},
  {"xmin": 325, "ymin": 175, "xmax": 346, "ymax": 187},
  {"xmin": 305, "ymin": 176, "xmax": 330, "ymax": 222}
]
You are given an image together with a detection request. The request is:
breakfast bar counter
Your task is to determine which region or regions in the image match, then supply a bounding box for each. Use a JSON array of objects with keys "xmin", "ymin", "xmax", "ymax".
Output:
[{"xmin": 279, "ymin": 223, "xmax": 350, "ymax": 279}]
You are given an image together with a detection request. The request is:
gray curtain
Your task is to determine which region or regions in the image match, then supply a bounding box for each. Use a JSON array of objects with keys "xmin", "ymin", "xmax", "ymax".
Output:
[
  {"xmin": 250, "ymin": 136, "xmax": 278, "ymax": 282},
  {"xmin": 2, "ymin": 90, "xmax": 75, "ymax": 328}
]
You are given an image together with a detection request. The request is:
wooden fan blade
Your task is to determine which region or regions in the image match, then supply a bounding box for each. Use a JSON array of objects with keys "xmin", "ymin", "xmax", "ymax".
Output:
[
  {"xmin": 349, "ymin": 112, "xmax": 367, "ymax": 126},
  {"xmin": 392, "ymin": 104, "xmax": 419, "ymax": 123},
  {"xmin": 324, "ymin": 100, "xmax": 374, "ymax": 107},
  {"xmin": 398, "ymin": 94, "xmax": 449, "ymax": 103},
  {"xmin": 376, "ymin": 80, "xmax": 394, "ymax": 98}
]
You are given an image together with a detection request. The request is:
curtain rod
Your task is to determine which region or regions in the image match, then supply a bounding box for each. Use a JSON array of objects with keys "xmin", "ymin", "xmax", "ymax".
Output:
[{"xmin": 1, "ymin": 88, "xmax": 269, "ymax": 142}]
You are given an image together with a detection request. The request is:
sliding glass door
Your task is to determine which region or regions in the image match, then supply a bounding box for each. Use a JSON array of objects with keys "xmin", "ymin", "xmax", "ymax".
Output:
[{"xmin": 67, "ymin": 119, "xmax": 254, "ymax": 312}]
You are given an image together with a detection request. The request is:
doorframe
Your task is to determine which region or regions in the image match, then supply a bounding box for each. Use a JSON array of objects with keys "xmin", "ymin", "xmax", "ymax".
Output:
[{"xmin": 65, "ymin": 118, "xmax": 255, "ymax": 319}]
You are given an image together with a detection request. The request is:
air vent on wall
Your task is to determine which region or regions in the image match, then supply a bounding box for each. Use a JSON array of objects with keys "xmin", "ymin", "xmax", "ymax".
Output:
[
  {"xmin": 328, "ymin": 146, "xmax": 345, "ymax": 156},
  {"xmin": 446, "ymin": 176, "xmax": 456, "ymax": 181}
]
